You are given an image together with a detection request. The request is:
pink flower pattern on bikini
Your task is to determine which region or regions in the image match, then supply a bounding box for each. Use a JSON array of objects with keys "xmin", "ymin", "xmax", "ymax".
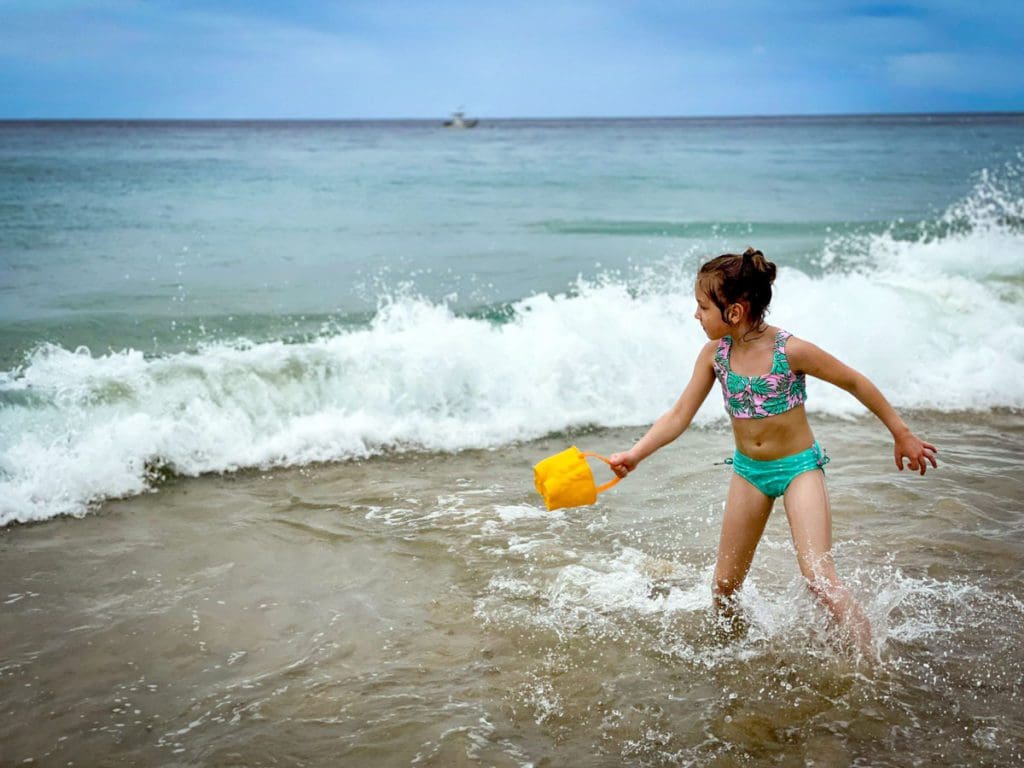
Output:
[{"xmin": 713, "ymin": 330, "xmax": 807, "ymax": 419}]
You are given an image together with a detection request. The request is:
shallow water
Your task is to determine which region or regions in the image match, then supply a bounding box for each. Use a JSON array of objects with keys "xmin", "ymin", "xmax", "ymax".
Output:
[{"xmin": 2, "ymin": 412, "xmax": 1022, "ymax": 766}]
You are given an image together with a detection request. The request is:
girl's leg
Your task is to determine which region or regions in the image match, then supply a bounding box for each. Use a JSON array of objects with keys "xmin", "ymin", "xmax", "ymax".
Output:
[
  {"xmin": 783, "ymin": 470, "xmax": 872, "ymax": 654},
  {"xmin": 713, "ymin": 473, "xmax": 775, "ymax": 615}
]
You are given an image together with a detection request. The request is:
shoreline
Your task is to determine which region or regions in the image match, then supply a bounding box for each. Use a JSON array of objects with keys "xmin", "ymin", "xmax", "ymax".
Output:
[{"xmin": 1, "ymin": 409, "xmax": 1019, "ymax": 531}]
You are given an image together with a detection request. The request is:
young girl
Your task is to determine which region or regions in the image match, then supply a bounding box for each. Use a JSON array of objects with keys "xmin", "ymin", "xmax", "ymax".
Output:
[{"xmin": 609, "ymin": 248, "xmax": 937, "ymax": 651}]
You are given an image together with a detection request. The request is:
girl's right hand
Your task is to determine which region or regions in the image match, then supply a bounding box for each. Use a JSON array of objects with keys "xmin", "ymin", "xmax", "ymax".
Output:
[{"xmin": 609, "ymin": 451, "xmax": 639, "ymax": 478}]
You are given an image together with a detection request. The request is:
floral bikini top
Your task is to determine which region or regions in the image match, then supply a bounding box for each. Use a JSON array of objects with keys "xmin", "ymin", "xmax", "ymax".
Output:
[{"xmin": 713, "ymin": 330, "xmax": 807, "ymax": 419}]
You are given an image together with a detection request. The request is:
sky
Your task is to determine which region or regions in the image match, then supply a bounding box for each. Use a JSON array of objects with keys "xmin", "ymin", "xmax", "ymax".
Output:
[{"xmin": 1, "ymin": 0, "xmax": 1022, "ymax": 119}]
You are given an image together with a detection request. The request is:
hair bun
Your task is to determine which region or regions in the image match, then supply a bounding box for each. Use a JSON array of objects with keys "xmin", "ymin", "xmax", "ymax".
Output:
[{"xmin": 742, "ymin": 247, "xmax": 776, "ymax": 283}]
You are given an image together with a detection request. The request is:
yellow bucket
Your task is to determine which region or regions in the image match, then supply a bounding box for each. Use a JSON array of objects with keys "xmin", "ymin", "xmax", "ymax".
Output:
[{"xmin": 533, "ymin": 446, "xmax": 622, "ymax": 511}]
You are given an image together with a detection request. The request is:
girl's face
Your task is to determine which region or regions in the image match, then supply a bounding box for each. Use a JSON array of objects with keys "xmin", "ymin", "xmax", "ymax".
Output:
[{"xmin": 694, "ymin": 284, "xmax": 731, "ymax": 339}]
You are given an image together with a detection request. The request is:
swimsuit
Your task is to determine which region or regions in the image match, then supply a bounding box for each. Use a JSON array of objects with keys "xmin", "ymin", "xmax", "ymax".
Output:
[
  {"xmin": 714, "ymin": 330, "xmax": 826, "ymax": 497},
  {"xmin": 713, "ymin": 330, "xmax": 807, "ymax": 419},
  {"xmin": 725, "ymin": 442, "xmax": 831, "ymax": 498}
]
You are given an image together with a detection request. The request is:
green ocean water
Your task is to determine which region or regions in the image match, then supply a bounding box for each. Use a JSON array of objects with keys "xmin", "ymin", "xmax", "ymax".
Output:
[{"xmin": 2, "ymin": 115, "xmax": 1022, "ymax": 366}]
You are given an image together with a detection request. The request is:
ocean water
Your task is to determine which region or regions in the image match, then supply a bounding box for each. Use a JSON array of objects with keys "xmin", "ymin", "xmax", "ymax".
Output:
[
  {"xmin": 2, "ymin": 115, "xmax": 1023, "ymax": 525},
  {"xmin": 1, "ymin": 116, "xmax": 1024, "ymax": 766}
]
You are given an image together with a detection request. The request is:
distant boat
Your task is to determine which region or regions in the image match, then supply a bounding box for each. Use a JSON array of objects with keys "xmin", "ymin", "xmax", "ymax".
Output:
[{"xmin": 443, "ymin": 111, "xmax": 478, "ymax": 129}]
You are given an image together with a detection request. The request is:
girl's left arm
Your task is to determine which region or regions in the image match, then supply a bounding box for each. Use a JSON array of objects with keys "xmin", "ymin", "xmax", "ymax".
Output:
[{"xmin": 787, "ymin": 338, "xmax": 938, "ymax": 475}]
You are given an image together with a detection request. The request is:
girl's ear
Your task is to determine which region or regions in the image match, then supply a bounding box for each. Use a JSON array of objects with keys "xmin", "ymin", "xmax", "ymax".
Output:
[{"xmin": 727, "ymin": 301, "xmax": 749, "ymax": 324}]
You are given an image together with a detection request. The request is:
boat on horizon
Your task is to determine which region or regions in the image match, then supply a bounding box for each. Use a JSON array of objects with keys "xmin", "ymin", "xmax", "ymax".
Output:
[{"xmin": 443, "ymin": 110, "xmax": 478, "ymax": 129}]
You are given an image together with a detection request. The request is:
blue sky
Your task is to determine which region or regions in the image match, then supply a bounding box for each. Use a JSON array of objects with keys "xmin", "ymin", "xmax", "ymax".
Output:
[{"xmin": 1, "ymin": 0, "xmax": 1022, "ymax": 118}]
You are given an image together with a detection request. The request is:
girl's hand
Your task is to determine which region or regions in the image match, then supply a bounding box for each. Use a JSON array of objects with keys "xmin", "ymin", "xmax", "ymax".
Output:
[
  {"xmin": 609, "ymin": 451, "xmax": 639, "ymax": 478},
  {"xmin": 894, "ymin": 433, "xmax": 938, "ymax": 475}
]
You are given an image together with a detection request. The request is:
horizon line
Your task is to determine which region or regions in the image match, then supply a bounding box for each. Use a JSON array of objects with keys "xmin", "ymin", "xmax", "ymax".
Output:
[{"xmin": 2, "ymin": 110, "xmax": 1023, "ymax": 123}]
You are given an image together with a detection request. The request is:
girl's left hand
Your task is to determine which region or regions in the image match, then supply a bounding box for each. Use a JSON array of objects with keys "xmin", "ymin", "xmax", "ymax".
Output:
[{"xmin": 894, "ymin": 433, "xmax": 938, "ymax": 475}]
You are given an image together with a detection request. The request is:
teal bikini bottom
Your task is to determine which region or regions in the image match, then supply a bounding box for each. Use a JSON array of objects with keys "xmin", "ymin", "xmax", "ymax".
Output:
[{"xmin": 726, "ymin": 442, "xmax": 830, "ymax": 499}]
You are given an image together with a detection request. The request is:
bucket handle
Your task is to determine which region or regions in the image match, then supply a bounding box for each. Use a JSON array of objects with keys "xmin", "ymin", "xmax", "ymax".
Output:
[{"xmin": 580, "ymin": 452, "xmax": 622, "ymax": 494}]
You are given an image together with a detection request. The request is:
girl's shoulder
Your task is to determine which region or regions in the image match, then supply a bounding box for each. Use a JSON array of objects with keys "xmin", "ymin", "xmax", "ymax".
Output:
[
  {"xmin": 778, "ymin": 331, "xmax": 807, "ymax": 357},
  {"xmin": 773, "ymin": 328, "xmax": 806, "ymax": 347},
  {"xmin": 778, "ymin": 331, "xmax": 815, "ymax": 348},
  {"xmin": 778, "ymin": 334, "xmax": 838, "ymax": 374},
  {"xmin": 697, "ymin": 339, "xmax": 722, "ymax": 369}
]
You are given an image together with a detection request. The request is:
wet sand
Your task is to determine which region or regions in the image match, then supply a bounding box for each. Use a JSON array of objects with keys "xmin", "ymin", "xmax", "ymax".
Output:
[{"xmin": 2, "ymin": 413, "xmax": 1023, "ymax": 766}]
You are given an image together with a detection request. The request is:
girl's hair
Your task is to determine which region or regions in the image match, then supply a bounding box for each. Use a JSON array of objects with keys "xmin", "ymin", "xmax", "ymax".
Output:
[{"xmin": 697, "ymin": 247, "xmax": 777, "ymax": 329}]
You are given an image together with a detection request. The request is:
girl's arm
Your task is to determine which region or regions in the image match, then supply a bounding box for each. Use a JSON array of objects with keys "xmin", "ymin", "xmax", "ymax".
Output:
[
  {"xmin": 609, "ymin": 342, "xmax": 717, "ymax": 477},
  {"xmin": 787, "ymin": 338, "xmax": 938, "ymax": 475}
]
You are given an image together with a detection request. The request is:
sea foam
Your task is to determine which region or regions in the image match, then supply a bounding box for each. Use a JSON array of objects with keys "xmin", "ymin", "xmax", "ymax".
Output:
[{"xmin": 1, "ymin": 178, "xmax": 1022, "ymax": 525}]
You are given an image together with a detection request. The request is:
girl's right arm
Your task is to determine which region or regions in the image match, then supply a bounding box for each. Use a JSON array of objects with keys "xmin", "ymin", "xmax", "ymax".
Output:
[{"xmin": 609, "ymin": 341, "xmax": 717, "ymax": 477}]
